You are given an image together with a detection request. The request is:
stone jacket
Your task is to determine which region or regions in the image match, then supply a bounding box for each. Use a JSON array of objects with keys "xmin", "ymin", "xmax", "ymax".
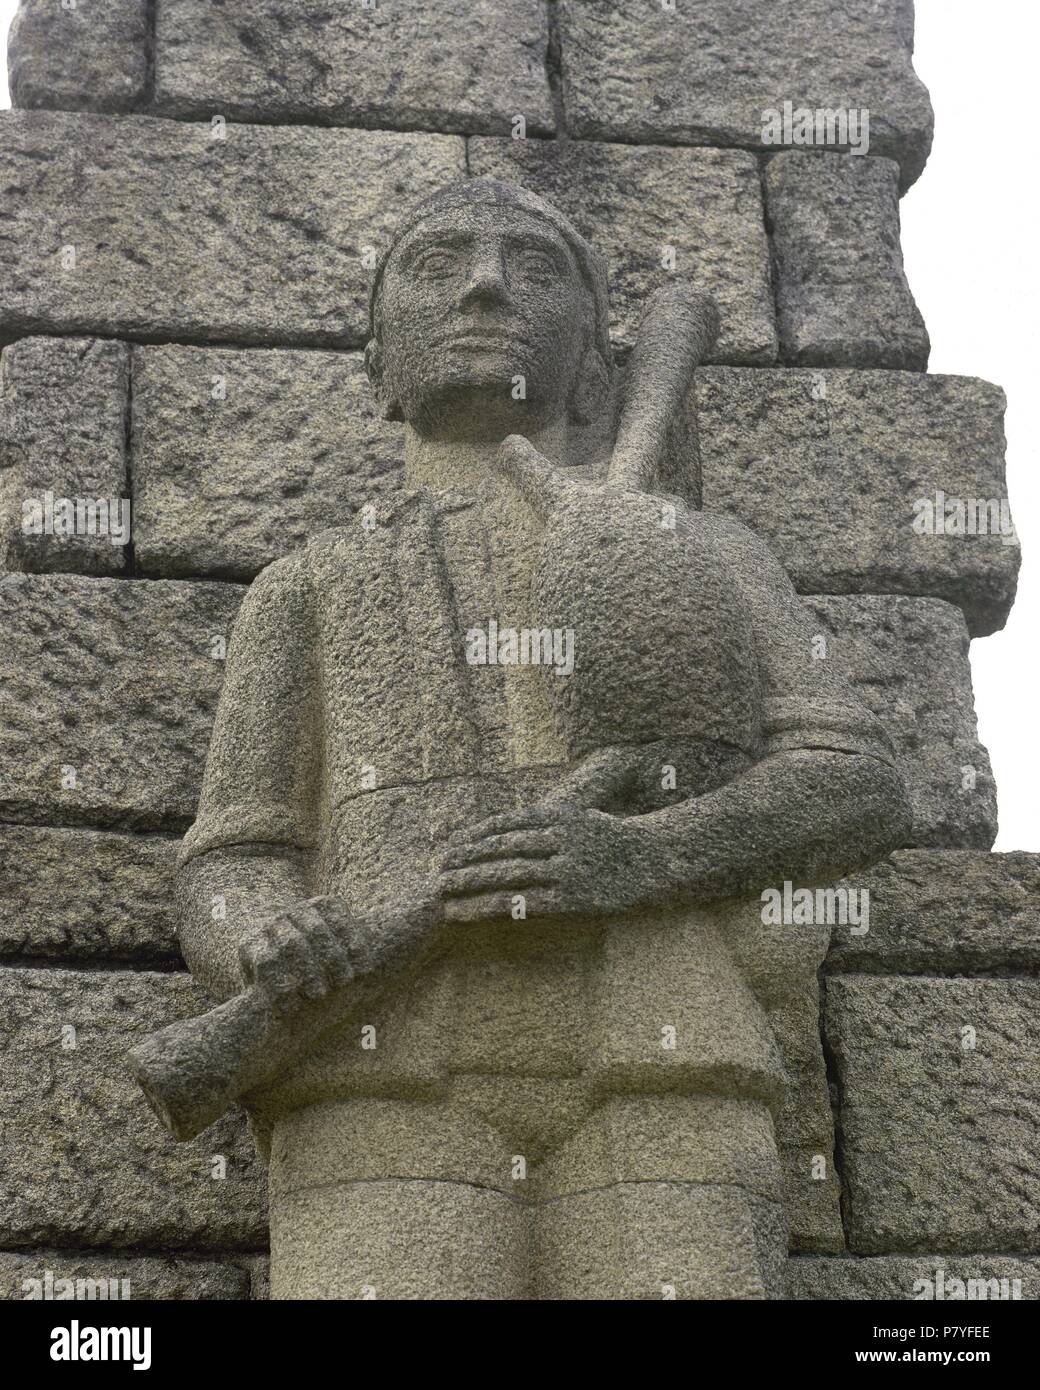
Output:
[{"xmin": 178, "ymin": 481, "xmax": 898, "ymax": 1140}]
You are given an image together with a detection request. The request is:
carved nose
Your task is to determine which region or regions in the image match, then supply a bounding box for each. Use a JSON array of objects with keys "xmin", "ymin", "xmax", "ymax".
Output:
[{"xmin": 458, "ymin": 250, "xmax": 509, "ymax": 309}]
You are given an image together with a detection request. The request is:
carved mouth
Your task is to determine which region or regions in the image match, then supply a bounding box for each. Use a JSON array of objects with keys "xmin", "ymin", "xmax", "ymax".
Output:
[{"xmin": 438, "ymin": 329, "xmax": 528, "ymax": 351}]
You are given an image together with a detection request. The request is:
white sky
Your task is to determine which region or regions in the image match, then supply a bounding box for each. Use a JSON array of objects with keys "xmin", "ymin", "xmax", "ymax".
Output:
[
  {"xmin": 901, "ymin": 0, "xmax": 1038, "ymax": 851},
  {"xmin": 0, "ymin": 0, "xmax": 1034, "ymax": 849}
]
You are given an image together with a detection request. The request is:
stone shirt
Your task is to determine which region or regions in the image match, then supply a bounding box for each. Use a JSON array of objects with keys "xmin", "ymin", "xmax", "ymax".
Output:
[{"xmin": 179, "ymin": 480, "xmax": 896, "ymax": 1147}]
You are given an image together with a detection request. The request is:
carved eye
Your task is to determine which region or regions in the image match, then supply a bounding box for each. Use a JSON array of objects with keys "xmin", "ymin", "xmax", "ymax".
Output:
[
  {"xmin": 415, "ymin": 249, "xmax": 457, "ymax": 279},
  {"xmin": 518, "ymin": 249, "xmax": 558, "ymax": 279}
]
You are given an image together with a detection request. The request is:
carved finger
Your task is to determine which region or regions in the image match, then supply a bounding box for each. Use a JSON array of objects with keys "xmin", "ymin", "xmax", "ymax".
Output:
[
  {"xmin": 439, "ymin": 858, "xmax": 559, "ymax": 897},
  {"xmin": 448, "ymin": 805, "xmax": 564, "ymax": 845},
  {"xmin": 283, "ymin": 905, "xmax": 354, "ymax": 991},
  {"xmin": 250, "ymin": 918, "xmax": 326, "ymax": 1006},
  {"xmin": 441, "ymin": 828, "xmax": 562, "ymax": 869}
]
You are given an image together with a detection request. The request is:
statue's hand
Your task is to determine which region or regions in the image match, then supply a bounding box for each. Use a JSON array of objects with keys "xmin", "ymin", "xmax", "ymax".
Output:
[
  {"xmin": 438, "ymin": 804, "xmax": 677, "ymax": 923},
  {"xmin": 237, "ymin": 896, "xmax": 356, "ymax": 1017}
]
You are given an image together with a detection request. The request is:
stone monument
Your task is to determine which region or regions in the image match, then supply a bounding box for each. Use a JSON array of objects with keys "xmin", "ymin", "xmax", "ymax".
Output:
[
  {"xmin": 1, "ymin": 0, "xmax": 1034, "ymax": 1307},
  {"xmin": 132, "ymin": 179, "xmax": 910, "ymax": 1300}
]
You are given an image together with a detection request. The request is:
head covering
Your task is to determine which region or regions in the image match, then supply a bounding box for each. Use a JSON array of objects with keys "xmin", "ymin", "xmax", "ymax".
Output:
[{"xmin": 367, "ymin": 178, "xmax": 614, "ymax": 369}]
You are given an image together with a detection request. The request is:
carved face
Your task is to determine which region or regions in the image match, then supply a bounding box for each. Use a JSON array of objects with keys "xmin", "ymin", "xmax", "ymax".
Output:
[{"xmin": 369, "ymin": 204, "xmax": 592, "ymax": 439}]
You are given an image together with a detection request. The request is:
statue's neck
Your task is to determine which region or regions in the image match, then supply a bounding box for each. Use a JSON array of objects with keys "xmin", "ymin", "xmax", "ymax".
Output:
[{"xmin": 404, "ymin": 420, "xmax": 570, "ymax": 497}]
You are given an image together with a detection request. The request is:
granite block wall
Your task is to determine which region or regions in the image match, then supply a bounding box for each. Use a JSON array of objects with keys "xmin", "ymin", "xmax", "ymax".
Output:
[{"xmin": 0, "ymin": 0, "xmax": 1033, "ymax": 1301}]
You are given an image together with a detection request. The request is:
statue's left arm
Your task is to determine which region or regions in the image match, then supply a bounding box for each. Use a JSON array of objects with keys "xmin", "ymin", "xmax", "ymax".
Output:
[{"xmin": 629, "ymin": 517, "xmax": 914, "ymax": 900}]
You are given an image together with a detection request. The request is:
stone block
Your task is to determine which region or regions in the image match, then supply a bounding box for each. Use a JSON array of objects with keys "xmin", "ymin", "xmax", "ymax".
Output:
[
  {"xmin": 697, "ymin": 368, "xmax": 1017, "ymax": 637},
  {"xmin": 828, "ymin": 850, "xmax": 1040, "ymax": 975},
  {"xmin": 0, "ymin": 337, "xmax": 129, "ymax": 576},
  {"xmin": 131, "ymin": 345, "xmax": 403, "ymax": 580},
  {"xmin": 0, "ymin": 110, "xmax": 465, "ymax": 349},
  {"xmin": 807, "ymin": 596, "xmax": 996, "ymax": 849},
  {"xmin": 1, "ymin": 1249, "xmax": 250, "ymax": 1301},
  {"xmin": 764, "ymin": 152, "xmax": 929, "ymax": 369},
  {"xmin": 826, "ymin": 975, "xmax": 1040, "ymax": 1254},
  {"xmin": 271, "ymin": 1179, "xmax": 526, "ymax": 1300},
  {"xmin": 534, "ymin": 1181, "xmax": 787, "ymax": 1299},
  {"xmin": 153, "ymin": 0, "xmax": 554, "ymax": 137},
  {"xmin": 468, "ymin": 137, "xmax": 777, "ymax": 360},
  {"xmin": 118, "ymin": 350, "xmax": 1019, "ymax": 641},
  {"xmin": 0, "ymin": 824, "xmax": 178, "ymax": 962},
  {"xmin": 557, "ymin": 0, "xmax": 933, "ymax": 188},
  {"xmin": 7, "ymin": 0, "xmax": 147, "ymax": 114},
  {"xmin": 0, "ymin": 579, "xmax": 991, "ymax": 848},
  {"xmin": 0, "ymin": 968, "xmax": 267, "ymax": 1249},
  {"xmin": 788, "ymin": 1254, "xmax": 1040, "ymax": 1300},
  {"xmin": 0, "ymin": 573, "xmax": 244, "ymax": 832}
]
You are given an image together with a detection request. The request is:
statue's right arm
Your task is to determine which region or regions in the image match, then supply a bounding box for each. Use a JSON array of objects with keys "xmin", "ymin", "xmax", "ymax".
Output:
[{"xmin": 176, "ymin": 553, "xmax": 323, "ymax": 1002}]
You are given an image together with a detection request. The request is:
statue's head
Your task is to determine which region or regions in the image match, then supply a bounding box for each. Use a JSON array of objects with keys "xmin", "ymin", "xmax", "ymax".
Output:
[{"xmin": 365, "ymin": 179, "xmax": 614, "ymax": 440}]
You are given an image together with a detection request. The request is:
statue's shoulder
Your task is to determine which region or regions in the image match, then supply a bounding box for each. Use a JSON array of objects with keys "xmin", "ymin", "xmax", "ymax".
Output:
[{"xmin": 291, "ymin": 489, "xmax": 434, "ymax": 572}]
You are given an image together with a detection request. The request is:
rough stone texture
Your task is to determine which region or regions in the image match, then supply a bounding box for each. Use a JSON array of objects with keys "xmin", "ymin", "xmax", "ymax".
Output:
[
  {"xmin": 828, "ymin": 850, "xmax": 1040, "ymax": 975},
  {"xmin": 7, "ymin": 0, "xmax": 147, "ymax": 114},
  {"xmin": 271, "ymin": 1177, "xmax": 528, "ymax": 1300},
  {"xmin": 0, "ymin": 968, "xmax": 266, "ymax": 1249},
  {"xmin": 153, "ymin": 0, "xmax": 554, "ymax": 137},
  {"xmin": 0, "ymin": 825, "xmax": 178, "ymax": 962},
  {"xmin": 557, "ymin": 0, "xmax": 934, "ymax": 189},
  {"xmin": 780, "ymin": 1146, "xmax": 845, "ymax": 1255},
  {"xmin": 132, "ymin": 345, "xmax": 403, "ymax": 581},
  {"xmin": 0, "ymin": 336, "xmax": 129, "ymax": 577},
  {"xmin": 808, "ymin": 596, "xmax": 996, "ymax": 850},
  {"xmin": 0, "ymin": 110, "xmax": 465, "ymax": 349},
  {"xmin": 533, "ymin": 1182, "xmax": 787, "ymax": 1299},
  {"xmin": 0, "ymin": 0, "xmax": 1028, "ymax": 1309},
  {"xmin": 0, "ymin": 575, "xmax": 988, "ymax": 849},
  {"xmin": 167, "ymin": 181, "xmax": 914, "ymax": 1299},
  {"xmin": 113, "ymin": 348, "xmax": 1015, "ymax": 632},
  {"xmin": 246, "ymin": 1254, "xmax": 271, "ymax": 1301},
  {"xmin": 698, "ymin": 368, "xmax": 1017, "ymax": 638},
  {"xmin": 826, "ymin": 976, "xmax": 1040, "ymax": 1254},
  {"xmin": 0, "ymin": 573, "xmax": 244, "ymax": 832},
  {"xmin": 468, "ymin": 137, "xmax": 777, "ymax": 360},
  {"xmin": 788, "ymin": 1255, "xmax": 1040, "ymax": 1301},
  {"xmin": 1, "ymin": 1250, "xmax": 251, "ymax": 1301},
  {"xmin": 765, "ymin": 153, "xmax": 929, "ymax": 370},
  {"xmin": 248, "ymin": 1248, "xmax": 1040, "ymax": 1300}
]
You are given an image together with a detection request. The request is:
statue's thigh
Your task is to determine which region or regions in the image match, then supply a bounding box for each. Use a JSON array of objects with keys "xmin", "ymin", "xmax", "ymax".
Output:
[
  {"xmin": 267, "ymin": 1097, "xmax": 527, "ymax": 1300},
  {"xmin": 532, "ymin": 1094, "xmax": 787, "ymax": 1301}
]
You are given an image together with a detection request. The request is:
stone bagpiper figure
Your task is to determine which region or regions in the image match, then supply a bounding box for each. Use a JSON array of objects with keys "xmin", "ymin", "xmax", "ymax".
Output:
[{"xmin": 132, "ymin": 180, "xmax": 910, "ymax": 1299}]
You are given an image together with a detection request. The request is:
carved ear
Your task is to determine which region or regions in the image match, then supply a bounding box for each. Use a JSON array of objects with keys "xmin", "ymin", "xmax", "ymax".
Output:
[
  {"xmin": 568, "ymin": 343, "xmax": 612, "ymax": 427},
  {"xmin": 363, "ymin": 338, "xmax": 405, "ymax": 423}
]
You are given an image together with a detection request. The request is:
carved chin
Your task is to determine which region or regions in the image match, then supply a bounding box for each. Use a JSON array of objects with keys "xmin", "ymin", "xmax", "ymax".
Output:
[{"xmin": 397, "ymin": 367, "xmax": 566, "ymax": 436}]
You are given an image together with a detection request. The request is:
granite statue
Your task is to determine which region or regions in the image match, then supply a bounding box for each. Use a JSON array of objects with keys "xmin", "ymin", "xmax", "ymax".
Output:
[{"xmin": 131, "ymin": 180, "xmax": 911, "ymax": 1300}]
